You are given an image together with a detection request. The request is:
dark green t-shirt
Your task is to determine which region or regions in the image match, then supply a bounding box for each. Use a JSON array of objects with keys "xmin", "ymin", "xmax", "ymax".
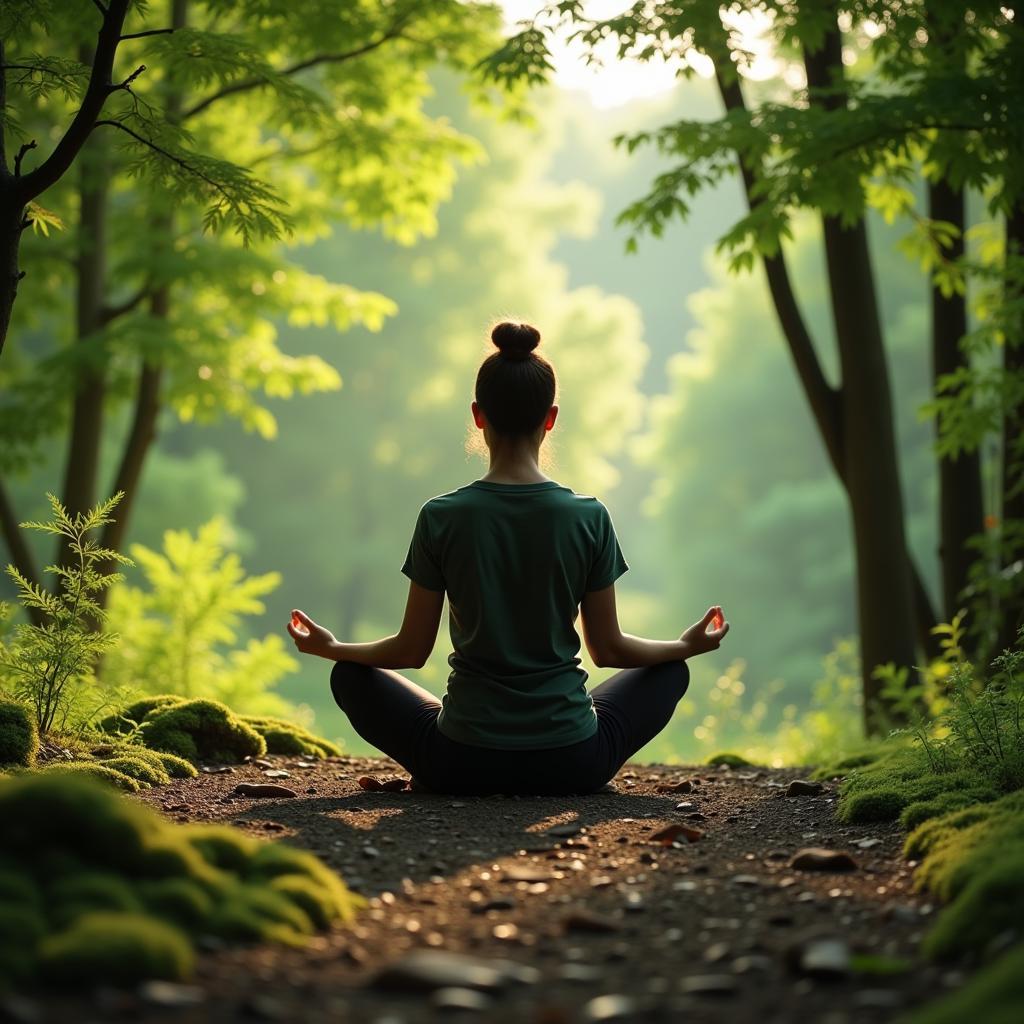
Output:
[{"xmin": 401, "ymin": 480, "xmax": 628, "ymax": 750}]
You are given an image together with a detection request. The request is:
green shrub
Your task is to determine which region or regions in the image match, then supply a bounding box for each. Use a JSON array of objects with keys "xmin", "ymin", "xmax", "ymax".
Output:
[
  {"xmin": 40, "ymin": 912, "xmax": 194, "ymax": 987},
  {"xmin": 242, "ymin": 715, "xmax": 341, "ymax": 759},
  {"xmin": 140, "ymin": 699, "xmax": 266, "ymax": 763},
  {"xmin": 0, "ymin": 699, "xmax": 39, "ymax": 767},
  {"xmin": 706, "ymin": 752, "xmax": 750, "ymax": 767},
  {"xmin": 41, "ymin": 762, "xmax": 141, "ymax": 793},
  {"xmin": 907, "ymin": 944, "xmax": 1024, "ymax": 1024},
  {"xmin": 97, "ymin": 755, "xmax": 171, "ymax": 788}
]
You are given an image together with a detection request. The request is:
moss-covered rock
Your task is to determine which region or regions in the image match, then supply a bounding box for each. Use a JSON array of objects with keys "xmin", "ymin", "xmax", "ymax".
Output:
[
  {"xmin": 0, "ymin": 772, "xmax": 364, "ymax": 991},
  {"xmin": 140, "ymin": 699, "xmax": 266, "ymax": 764},
  {"xmin": 97, "ymin": 755, "xmax": 171, "ymax": 788},
  {"xmin": 98, "ymin": 694, "xmax": 186, "ymax": 734},
  {"xmin": 40, "ymin": 912, "xmax": 194, "ymax": 987},
  {"xmin": 241, "ymin": 715, "xmax": 342, "ymax": 759},
  {"xmin": 923, "ymin": 860, "xmax": 1024, "ymax": 960},
  {"xmin": 706, "ymin": 752, "xmax": 751, "ymax": 768},
  {"xmin": 154, "ymin": 751, "xmax": 199, "ymax": 779},
  {"xmin": 46, "ymin": 874, "xmax": 142, "ymax": 929},
  {"xmin": 908, "ymin": 944, "xmax": 1024, "ymax": 1024},
  {"xmin": 41, "ymin": 761, "xmax": 141, "ymax": 793},
  {"xmin": 0, "ymin": 698, "xmax": 39, "ymax": 768}
]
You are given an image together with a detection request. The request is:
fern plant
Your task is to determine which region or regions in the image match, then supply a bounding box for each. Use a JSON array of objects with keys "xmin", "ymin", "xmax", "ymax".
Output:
[{"xmin": 0, "ymin": 493, "xmax": 131, "ymax": 733}]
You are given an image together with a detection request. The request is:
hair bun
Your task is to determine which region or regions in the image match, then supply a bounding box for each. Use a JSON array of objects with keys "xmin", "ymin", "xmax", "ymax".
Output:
[{"xmin": 491, "ymin": 321, "xmax": 540, "ymax": 361}]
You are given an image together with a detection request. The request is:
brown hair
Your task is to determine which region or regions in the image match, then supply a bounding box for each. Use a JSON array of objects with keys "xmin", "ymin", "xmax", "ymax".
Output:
[{"xmin": 474, "ymin": 321, "xmax": 556, "ymax": 437}]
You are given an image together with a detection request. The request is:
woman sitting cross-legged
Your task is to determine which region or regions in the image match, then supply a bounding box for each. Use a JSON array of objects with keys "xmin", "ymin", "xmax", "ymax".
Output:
[{"xmin": 287, "ymin": 320, "xmax": 730, "ymax": 796}]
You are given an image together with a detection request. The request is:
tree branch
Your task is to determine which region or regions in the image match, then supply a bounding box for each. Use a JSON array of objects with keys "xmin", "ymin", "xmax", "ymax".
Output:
[
  {"xmin": 110, "ymin": 64, "xmax": 146, "ymax": 93},
  {"xmin": 100, "ymin": 282, "xmax": 150, "ymax": 325},
  {"xmin": 713, "ymin": 63, "xmax": 844, "ymax": 475},
  {"xmin": 0, "ymin": 40, "xmax": 6, "ymax": 177},
  {"xmin": 15, "ymin": 0, "xmax": 132, "ymax": 204},
  {"xmin": 92, "ymin": 1, "xmax": 109, "ymax": 16},
  {"xmin": 14, "ymin": 140, "xmax": 36, "ymax": 177},
  {"xmin": 121, "ymin": 28, "xmax": 176, "ymax": 41},
  {"xmin": 0, "ymin": 479, "xmax": 44, "ymax": 626},
  {"xmin": 180, "ymin": 21, "xmax": 411, "ymax": 121}
]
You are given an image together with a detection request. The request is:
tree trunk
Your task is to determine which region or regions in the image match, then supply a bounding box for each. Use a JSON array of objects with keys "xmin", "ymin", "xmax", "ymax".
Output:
[
  {"xmin": 712, "ymin": 60, "xmax": 940, "ymax": 667},
  {"xmin": 997, "ymin": 203, "xmax": 1024, "ymax": 652},
  {"xmin": 58, "ymin": 49, "xmax": 110, "ymax": 568},
  {"xmin": 805, "ymin": 26, "xmax": 919, "ymax": 728},
  {"xmin": 0, "ymin": 195, "xmax": 23, "ymax": 365},
  {"xmin": 929, "ymin": 179, "xmax": 985, "ymax": 621}
]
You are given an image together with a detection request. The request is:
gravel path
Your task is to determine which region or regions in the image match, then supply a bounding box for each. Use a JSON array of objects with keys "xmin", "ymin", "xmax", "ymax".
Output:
[{"xmin": 24, "ymin": 756, "xmax": 968, "ymax": 1023}]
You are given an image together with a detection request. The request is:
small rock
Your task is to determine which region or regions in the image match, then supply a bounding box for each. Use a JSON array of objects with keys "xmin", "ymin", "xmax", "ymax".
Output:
[
  {"xmin": 855, "ymin": 838, "xmax": 883, "ymax": 849},
  {"xmin": 674, "ymin": 801, "xmax": 696, "ymax": 812},
  {"xmin": 262, "ymin": 769, "xmax": 291, "ymax": 779},
  {"xmin": 232, "ymin": 783, "xmax": 296, "ymax": 799},
  {"xmin": 790, "ymin": 848, "xmax": 858, "ymax": 872},
  {"xmin": 582, "ymin": 994, "xmax": 637, "ymax": 1021},
  {"xmin": 431, "ymin": 987, "xmax": 491, "ymax": 1012},
  {"xmin": 472, "ymin": 898, "xmax": 515, "ymax": 914},
  {"xmin": 655, "ymin": 780, "xmax": 693, "ymax": 794},
  {"xmin": 545, "ymin": 823, "xmax": 582, "ymax": 838},
  {"xmin": 200, "ymin": 765, "xmax": 233, "ymax": 775},
  {"xmin": 787, "ymin": 935, "xmax": 851, "ymax": 979},
  {"xmin": 252, "ymin": 758, "xmax": 274, "ymax": 769},
  {"xmin": 648, "ymin": 823, "xmax": 703, "ymax": 845},
  {"xmin": 680, "ymin": 975, "xmax": 739, "ymax": 996},
  {"xmin": 502, "ymin": 866, "xmax": 552, "ymax": 883},
  {"xmin": 563, "ymin": 910, "xmax": 622, "ymax": 934},
  {"xmin": 703, "ymin": 942, "xmax": 730, "ymax": 963},
  {"xmin": 787, "ymin": 779, "xmax": 824, "ymax": 797},
  {"xmin": 373, "ymin": 951, "xmax": 510, "ymax": 993},
  {"xmin": 731, "ymin": 955, "xmax": 773, "ymax": 974},
  {"xmin": 138, "ymin": 981, "xmax": 205, "ymax": 1007},
  {"xmin": 558, "ymin": 963, "xmax": 603, "ymax": 983},
  {"xmin": 730, "ymin": 874, "xmax": 761, "ymax": 887}
]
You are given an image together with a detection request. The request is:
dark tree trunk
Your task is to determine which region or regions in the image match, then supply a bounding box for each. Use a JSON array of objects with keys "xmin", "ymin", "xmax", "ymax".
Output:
[
  {"xmin": 57, "ymin": 98, "xmax": 109, "ymax": 569},
  {"xmin": 929, "ymin": 179, "xmax": 984, "ymax": 620},
  {"xmin": 997, "ymin": 204, "xmax": 1024, "ymax": 652},
  {"xmin": 712, "ymin": 59, "xmax": 940, "ymax": 672},
  {"xmin": 804, "ymin": 26, "xmax": 919, "ymax": 727}
]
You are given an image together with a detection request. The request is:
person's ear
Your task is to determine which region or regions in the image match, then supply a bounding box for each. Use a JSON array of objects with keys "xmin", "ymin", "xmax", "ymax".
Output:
[
  {"xmin": 545, "ymin": 405, "xmax": 558, "ymax": 431},
  {"xmin": 471, "ymin": 401, "xmax": 486, "ymax": 430}
]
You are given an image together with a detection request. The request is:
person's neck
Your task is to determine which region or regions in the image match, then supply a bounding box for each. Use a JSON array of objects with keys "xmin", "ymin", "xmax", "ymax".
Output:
[{"xmin": 480, "ymin": 443, "xmax": 549, "ymax": 485}]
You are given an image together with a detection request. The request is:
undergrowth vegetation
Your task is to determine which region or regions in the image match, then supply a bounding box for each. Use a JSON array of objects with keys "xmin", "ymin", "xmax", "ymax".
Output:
[
  {"xmin": 826, "ymin": 622, "xmax": 1024, "ymax": 1021},
  {"xmin": 0, "ymin": 772, "xmax": 363, "ymax": 990}
]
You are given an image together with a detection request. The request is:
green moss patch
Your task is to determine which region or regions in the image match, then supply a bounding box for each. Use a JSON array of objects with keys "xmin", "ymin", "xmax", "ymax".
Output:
[
  {"xmin": 98, "ymin": 694, "xmax": 186, "ymax": 734},
  {"xmin": 0, "ymin": 698, "xmax": 39, "ymax": 768},
  {"xmin": 706, "ymin": 752, "xmax": 751, "ymax": 767},
  {"xmin": 241, "ymin": 715, "xmax": 341, "ymax": 759},
  {"xmin": 907, "ymin": 943, "xmax": 1024, "ymax": 1023},
  {"xmin": 40, "ymin": 762, "xmax": 141, "ymax": 792},
  {"xmin": 139, "ymin": 699, "xmax": 266, "ymax": 764},
  {"xmin": 0, "ymin": 772, "xmax": 363, "ymax": 991}
]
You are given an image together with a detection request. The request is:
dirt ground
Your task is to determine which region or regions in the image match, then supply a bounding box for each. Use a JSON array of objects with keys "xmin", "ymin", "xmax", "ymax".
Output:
[{"xmin": 15, "ymin": 755, "xmax": 974, "ymax": 1024}]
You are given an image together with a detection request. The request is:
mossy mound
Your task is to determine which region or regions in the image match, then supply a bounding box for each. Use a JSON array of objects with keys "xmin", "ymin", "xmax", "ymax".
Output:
[
  {"xmin": 241, "ymin": 715, "xmax": 341, "ymax": 759},
  {"xmin": 706, "ymin": 752, "xmax": 751, "ymax": 768},
  {"xmin": 140, "ymin": 699, "xmax": 266, "ymax": 764},
  {"xmin": 98, "ymin": 694, "xmax": 186, "ymax": 734},
  {"xmin": 810, "ymin": 748, "xmax": 889, "ymax": 781},
  {"xmin": 907, "ymin": 943, "xmax": 1024, "ymax": 1023},
  {"xmin": 837, "ymin": 752, "xmax": 995, "ymax": 825},
  {"xmin": 40, "ymin": 761, "xmax": 141, "ymax": 792},
  {"xmin": 97, "ymin": 755, "xmax": 172, "ymax": 788},
  {"xmin": 0, "ymin": 772, "xmax": 363, "ymax": 991},
  {"xmin": 0, "ymin": 698, "xmax": 39, "ymax": 768},
  {"xmin": 40, "ymin": 912, "xmax": 194, "ymax": 987}
]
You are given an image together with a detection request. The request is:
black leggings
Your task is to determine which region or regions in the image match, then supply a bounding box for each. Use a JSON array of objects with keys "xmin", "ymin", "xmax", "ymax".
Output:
[{"xmin": 329, "ymin": 660, "xmax": 690, "ymax": 796}]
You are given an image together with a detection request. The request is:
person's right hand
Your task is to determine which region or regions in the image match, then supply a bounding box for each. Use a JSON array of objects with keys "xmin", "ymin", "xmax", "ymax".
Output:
[{"xmin": 680, "ymin": 606, "xmax": 730, "ymax": 657}]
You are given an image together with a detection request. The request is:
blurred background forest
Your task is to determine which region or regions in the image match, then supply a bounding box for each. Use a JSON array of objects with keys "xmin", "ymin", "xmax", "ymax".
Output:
[{"xmin": 1, "ymin": 0, "xmax": 1018, "ymax": 764}]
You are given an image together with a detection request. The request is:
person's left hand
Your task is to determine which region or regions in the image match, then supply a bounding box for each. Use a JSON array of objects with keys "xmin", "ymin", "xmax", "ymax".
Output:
[{"xmin": 287, "ymin": 609, "xmax": 337, "ymax": 658}]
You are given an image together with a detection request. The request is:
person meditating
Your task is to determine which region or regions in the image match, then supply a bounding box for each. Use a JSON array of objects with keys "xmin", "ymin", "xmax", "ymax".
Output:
[{"xmin": 286, "ymin": 320, "xmax": 730, "ymax": 796}]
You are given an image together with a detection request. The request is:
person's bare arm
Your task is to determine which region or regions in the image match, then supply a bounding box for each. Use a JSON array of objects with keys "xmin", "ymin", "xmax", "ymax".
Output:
[
  {"xmin": 580, "ymin": 584, "xmax": 729, "ymax": 668},
  {"xmin": 286, "ymin": 581, "xmax": 445, "ymax": 669}
]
